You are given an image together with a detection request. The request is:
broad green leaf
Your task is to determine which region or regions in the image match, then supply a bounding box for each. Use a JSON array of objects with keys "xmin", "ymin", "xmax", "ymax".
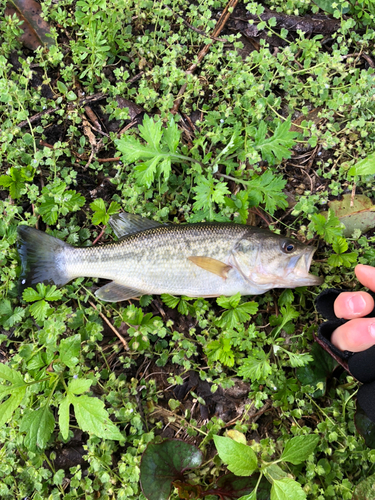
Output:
[
  {"xmin": 71, "ymin": 394, "xmax": 123, "ymax": 440},
  {"xmin": 280, "ymin": 434, "xmax": 319, "ymax": 464},
  {"xmin": 0, "ymin": 388, "xmax": 26, "ymax": 428},
  {"xmin": 140, "ymin": 439, "xmax": 203, "ymax": 500},
  {"xmin": 135, "ymin": 156, "xmax": 161, "ymax": 188},
  {"xmin": 270, "ymin": 478, "xmax": 306, "ymax": 500},
  {"xmin": 310, "ymin": 209, "xmax": 343, "ymax": 244},
  {"xmin": 312, "ymin": 0, "xmax": 349, "ymax": 14},
  {"xmin": 59, "ymin": 334, "xmax": 81, "ymax": 368},
  {"xmin": 0, "ymin": 363, "xmax": 25, "ymax": 385},
  {"xmin": 263, "ymin": 464, "xmax": 288, "ymax": 483},
  {"xmin": 68, "ymin": 377, "xmax": 92, "ymax": 395},
  {"xmin": 213, "ymin": 435, "xmax": 257, "ymax": 476},
  {"xmin": 116, "ymin": 135, "xmax": 157, "ymax": 162},
  {"xmin": 58, "ymin": 396, "xmax": 71, "ymax": 440},
  {"xmin": 21, "ymin": 406, "xmax": 55, "ymax": 452},
  {"xmin": 348, "ymin": 152, "xmax": 375, "ymax": 176}
]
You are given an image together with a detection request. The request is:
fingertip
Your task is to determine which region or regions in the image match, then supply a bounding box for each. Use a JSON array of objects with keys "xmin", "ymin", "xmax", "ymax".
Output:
[
  {"xmin": 331, "ymin": 318, "xmax": 375, "ymax": 352},
  {"xmin": 334, "ymin": 291, "xmax": 374, "ymax": 319},
  {"xmin": 355, "ymin": 265, "xmax": 375, "ymax": 291}
]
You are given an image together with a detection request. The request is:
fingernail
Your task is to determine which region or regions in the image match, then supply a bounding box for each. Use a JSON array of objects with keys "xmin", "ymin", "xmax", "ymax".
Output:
[
  {"xmin": 369, "ymin": 322, "xmax": 375, "ymax": 339},
  {"xmin": 347, "ymin": 295, "xmax": 367, "ymax": 314}
]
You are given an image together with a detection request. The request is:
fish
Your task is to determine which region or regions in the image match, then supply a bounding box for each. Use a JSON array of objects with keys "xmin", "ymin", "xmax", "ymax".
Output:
[{"xmin": 17, "ymin": 213, "xmax": 323, "ymax": 302}]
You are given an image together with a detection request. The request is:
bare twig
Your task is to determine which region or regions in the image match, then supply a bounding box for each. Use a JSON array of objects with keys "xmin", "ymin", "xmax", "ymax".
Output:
[
  {"xmin": 172, "ymin": 0, "xmax": 239, "ymax": 114},
  {"xmin": 89, "ymin": 300, "xmax": 129, "ymax": 351}
]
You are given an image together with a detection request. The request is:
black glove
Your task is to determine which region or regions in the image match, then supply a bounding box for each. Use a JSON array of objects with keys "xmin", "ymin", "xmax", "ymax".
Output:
[{"xmin": 316, "ymin": 288, "xmax": 375, "ymax": 423}]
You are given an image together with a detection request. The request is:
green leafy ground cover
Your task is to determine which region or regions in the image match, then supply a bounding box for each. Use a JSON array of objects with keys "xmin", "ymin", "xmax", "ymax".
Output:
[{"xmin": 1, "ymin": 0, "xmax": 375, "ymax": 498}]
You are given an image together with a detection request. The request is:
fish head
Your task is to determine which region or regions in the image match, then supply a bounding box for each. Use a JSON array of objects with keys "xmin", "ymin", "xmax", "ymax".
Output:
[{"xmin": 233, "ymin": 229, "xmax": 323, "ymax": 292}]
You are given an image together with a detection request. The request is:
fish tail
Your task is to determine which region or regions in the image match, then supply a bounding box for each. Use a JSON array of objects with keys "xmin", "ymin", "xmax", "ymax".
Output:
[{"xmin": 17, "ymin": 225, "xmax": 74, "ymax": 293}]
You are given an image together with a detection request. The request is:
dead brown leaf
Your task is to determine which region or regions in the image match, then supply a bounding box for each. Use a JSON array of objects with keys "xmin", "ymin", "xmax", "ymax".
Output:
[{"xmin": 5, "ymin": 0, "xmax": 54, "ymax": 50}]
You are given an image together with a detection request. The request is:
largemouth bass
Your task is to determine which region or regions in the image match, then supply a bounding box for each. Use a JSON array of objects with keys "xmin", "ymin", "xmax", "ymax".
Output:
[{"xmin": 17, "ymin": 213, "xmax": 323, "ymax": 302}]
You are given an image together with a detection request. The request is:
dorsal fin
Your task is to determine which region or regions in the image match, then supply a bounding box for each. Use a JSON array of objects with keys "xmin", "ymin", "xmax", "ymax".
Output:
[{"xmin": 109, "ymin": 213, "xmax": 164, "ymax": 239}]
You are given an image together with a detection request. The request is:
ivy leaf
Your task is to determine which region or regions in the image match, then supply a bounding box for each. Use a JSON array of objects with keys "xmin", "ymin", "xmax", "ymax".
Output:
[
  {"xmin": 213, "ymin": 435, "xmax": 257, "ymax": 476},
  {"xmin": 20, "ymin": 406, "xmax": 55, "ymax": 452},
  {"xmin": 238, "ymin": 350, "xmax": 272, "ymax": 382},
  {"xmin": 140, "ymin": 439, "xmax": 203, "ymax": 500},
  {"xmin": 253, "ymin": 117, "xmax": 297, "ymax": 165}
]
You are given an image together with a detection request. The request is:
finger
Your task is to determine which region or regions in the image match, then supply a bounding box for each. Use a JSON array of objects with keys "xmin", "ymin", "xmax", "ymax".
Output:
[
  {"xmin": 331, "ymin": 318, "xmax": 375, "ymax": 352},
  {"xmin": 334, "ymin": 291, "xmax": 374, "ymax": 319},
  {"xmin": 355, "ymin": 265, "xmax": 375, "ymax": 292}
]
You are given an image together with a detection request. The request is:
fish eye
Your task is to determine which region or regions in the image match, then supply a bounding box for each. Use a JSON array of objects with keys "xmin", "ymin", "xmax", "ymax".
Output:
[{"xmin": 282, "ymin": 241, "xmax": 295, "ymax": 253}]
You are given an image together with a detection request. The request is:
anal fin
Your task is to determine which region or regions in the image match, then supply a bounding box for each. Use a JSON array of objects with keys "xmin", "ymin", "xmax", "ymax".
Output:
[
  {"xmin": 95, "ymin": 282, "xmax": 146, "ymax": 302},
  {"xmin": 188, "ymin": 256, "xmax": 232, "ymax": 279}
]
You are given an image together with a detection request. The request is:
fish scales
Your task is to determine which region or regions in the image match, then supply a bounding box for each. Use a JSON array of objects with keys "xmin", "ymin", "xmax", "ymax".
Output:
[{"xmin": 65, "ymin": 223, "xmax": 250, "ymax": 297}]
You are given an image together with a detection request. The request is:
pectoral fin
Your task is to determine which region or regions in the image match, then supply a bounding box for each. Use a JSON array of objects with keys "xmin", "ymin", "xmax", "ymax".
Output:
[
  {"xmin": 188, "ymin": 256, "xmax": 232, "ymax": 279},
  {"xmin": 95, "ymin": 282, "xmax": 146, "ymax": 302}
]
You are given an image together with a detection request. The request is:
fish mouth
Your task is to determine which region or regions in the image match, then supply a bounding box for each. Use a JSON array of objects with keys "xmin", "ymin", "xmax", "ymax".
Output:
[{"xmin": 287, "ymin": 246, "xmax": 323, "ymax": 286}]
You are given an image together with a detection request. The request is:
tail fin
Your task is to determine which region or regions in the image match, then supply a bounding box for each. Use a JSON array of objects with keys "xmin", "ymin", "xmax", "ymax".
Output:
[{"xmin": 17, "ymin": 226, "xmax": 73, "ymax": 293}]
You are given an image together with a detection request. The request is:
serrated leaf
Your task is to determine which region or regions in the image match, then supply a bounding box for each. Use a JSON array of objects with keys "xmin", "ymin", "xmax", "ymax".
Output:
[
  {"xmin": 238, "ymin": 351, "xmax": 272, "ymax": 382},
  {"xmin": 138, "ymin": 115, "xmax": 163, "ymax": 151},
  {"xmin": 161, "ymin": 294, "xmax": 180, "ymax": 309},
  {"xmin": 296, "ymin": 343, "xmax": 337, "ymax": 397},
  {"xmin": 71, "ymin": 394, "xmax": 123, "ymax": 440},
  {"xmin": 163, "ymin": 117, "xmax": 180, "ymax": 153},
  {"xmin": 59, "ymin": 334, "xmax": 81, "ymax": 368},
  {"xmin": 135, "ymin": 156, "xmax": 161, "ymax": 188},
  {"xmin": 247, "ymin": 170, "xmax": 288, "ymax": 215},
  {"xmin": 254, "ymin": 117, "xmax": 297, "ymax": 165},
  {"xmin": 140, "ymin": 439, "xmax": 203, "ymax": 500},
  {"xmin": 0, "ymin": 388, "xmax": 26, "ymax": 428},
  {"xmin": 214, "ymin": 435, "xmax": 257, "ymax": 476},
  {"xmin": 332, "ymin": 236, "xmax": 348, "ymax": 254},
  {"xmin": 205, "ymin": 337, "xmax": 234, "ymax": 367},
  {"xmin": 39, "ymin": 197, "xmax": 59, "ymax": 225},
  {"xmin": 280, "ymin": 434, "xmax": 319, "ymax": 464},
  {"xmin": 270, "ymin": 478, "xmax": 306, "ymax": 500},
  {"xmin": 20, "ymin": 406, "xmax": 55, "ymax": 451},
  {"xmin": 45, "ymin": 285, "xmax": 63, "ymax": 301},
  {"xmin": 29, "ymin": 300, "xmax": 51, "ymax": 322}
]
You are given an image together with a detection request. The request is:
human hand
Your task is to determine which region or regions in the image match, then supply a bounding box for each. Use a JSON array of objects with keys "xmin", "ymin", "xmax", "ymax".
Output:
[{"xmin": 331, "ymin": 265, "xmax": 375, "ymax": 352}]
